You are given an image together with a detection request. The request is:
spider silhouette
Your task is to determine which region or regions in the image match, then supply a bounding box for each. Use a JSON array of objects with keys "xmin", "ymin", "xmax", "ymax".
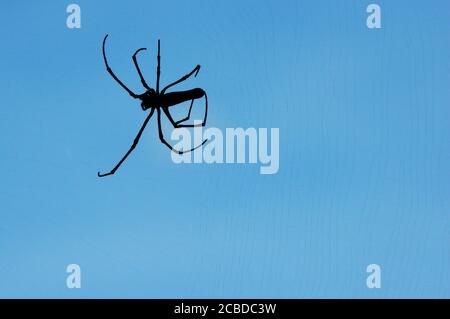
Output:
[{"xmin": 98, "ymin": 35, "xmax": 208, "ymax": 177}]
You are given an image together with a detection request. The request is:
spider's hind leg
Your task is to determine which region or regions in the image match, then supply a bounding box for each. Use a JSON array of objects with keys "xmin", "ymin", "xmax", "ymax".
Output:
[
  {"xmin": 157, "ymin": 108, "xmax": 207, "ymax": 154},
  {"xmin": 174, "ymin": 99, "xmax": 195, "ymax": 125}
]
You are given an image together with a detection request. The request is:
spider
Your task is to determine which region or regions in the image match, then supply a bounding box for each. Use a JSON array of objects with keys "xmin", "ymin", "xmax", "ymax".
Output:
[{"xmin": 98, "ymin": 35, "xmax": 208, "ymax": 177}]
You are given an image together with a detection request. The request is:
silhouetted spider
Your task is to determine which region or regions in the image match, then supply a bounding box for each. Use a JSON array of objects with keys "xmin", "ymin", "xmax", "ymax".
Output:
[{"xmin": 98, "ymin": 35, "xmax": 208, "ymax": 177}]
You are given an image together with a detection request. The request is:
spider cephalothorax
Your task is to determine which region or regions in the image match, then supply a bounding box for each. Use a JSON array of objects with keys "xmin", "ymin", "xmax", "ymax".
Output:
[{"xmin": 139, "ymin": 90, "xmax": 157, "ymax": 110}]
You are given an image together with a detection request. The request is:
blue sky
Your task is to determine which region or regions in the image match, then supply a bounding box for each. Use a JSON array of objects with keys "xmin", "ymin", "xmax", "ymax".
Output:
[{"xmin": 0, "ymin": 0, "xmax": 449, "ymax": 297}]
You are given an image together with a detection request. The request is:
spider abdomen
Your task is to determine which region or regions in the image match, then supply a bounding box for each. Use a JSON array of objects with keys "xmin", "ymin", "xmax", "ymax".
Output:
[{"xmin": 162, "ymin": 88, "xmax": 205, "ymax": 108}]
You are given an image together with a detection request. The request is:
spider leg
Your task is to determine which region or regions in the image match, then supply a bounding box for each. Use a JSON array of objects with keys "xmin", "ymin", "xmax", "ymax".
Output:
[
  {"xmin": 102, "ymin": 35, "xmax": 139, "ymax": 98},
  {"xmin": 161, "ymin": 65, "xmax": 201, "ymax": 94},
  {"xmin": 162, "ymin": 92, "xmax": 208, "ymax": 127},
  {"xmin": 174, "ymin": 99, "xmax": 194, "ymax": 125},
  {"xmin": 132, "ymin": 48, "xmax": 151, "ymax": 90},
  {"xmin": 157, "ymin": 108, "xmax": 206, "ymax": 154},
  {"xmin": 98, "ymin": 108, "xmax": 155, "ymax": 177}
]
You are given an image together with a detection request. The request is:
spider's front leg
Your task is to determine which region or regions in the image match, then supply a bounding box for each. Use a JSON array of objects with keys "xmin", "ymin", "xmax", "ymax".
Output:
[
  {"xmin": 98, "ymin": 108, "xmax": 155, "ymax": 177},
  {"xmin": 102, "ymin": 35, "xmax": 140, "ymax": 99},
  {"xmin": 132, "ymin": 47, "xmax": 152, "ymax": 90}
]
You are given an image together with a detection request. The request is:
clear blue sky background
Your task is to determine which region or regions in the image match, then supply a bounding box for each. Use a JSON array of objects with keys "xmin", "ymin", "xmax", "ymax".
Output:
[{"xmin": 0, "ymin": 0, "xmax": 448, "ymax": 298}]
